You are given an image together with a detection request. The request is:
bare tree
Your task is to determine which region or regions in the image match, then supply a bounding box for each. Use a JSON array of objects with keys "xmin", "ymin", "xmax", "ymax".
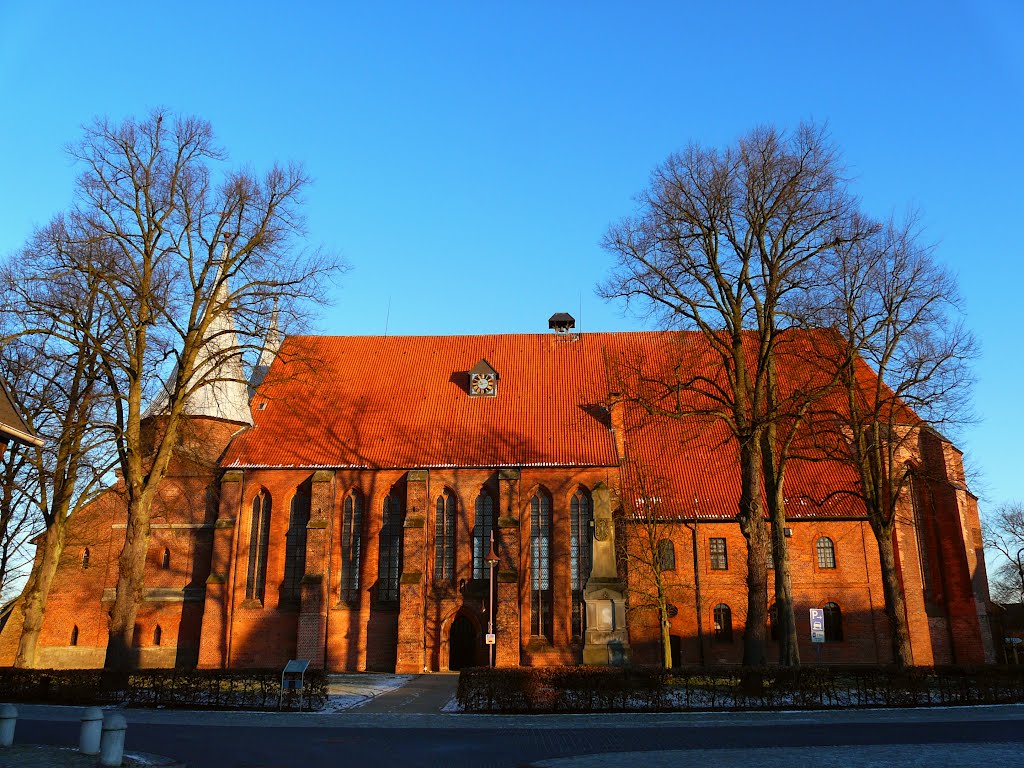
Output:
[
  {"xmin": 804, "ymin": 213, "xmax": 977, "ymax": 667},
  {"xmin": 7, "ymin": 110, "xmax": 343, "ymax": 671},
  {"xmin": 601, "ymin": 123, "xmax": 866, "ymax": 666},
  {"xmin": 0, "ymin": 226, "xmax": 116, "ymax": 666},
  {"xmin": 985, "ymin": 503, "xmax": 1024, "ymax": 604},
  {"xmin": 617, "ymin": 464, "xmax": 690, "ymax": 669}
]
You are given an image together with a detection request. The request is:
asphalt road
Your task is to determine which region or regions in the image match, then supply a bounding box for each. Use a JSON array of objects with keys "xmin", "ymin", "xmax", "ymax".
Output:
[{"xmin": 13, "ymin": 709, "xmax": 1024, "ymax": 768}]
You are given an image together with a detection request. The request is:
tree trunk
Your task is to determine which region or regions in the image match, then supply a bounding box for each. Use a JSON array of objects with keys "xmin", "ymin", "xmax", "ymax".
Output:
[
  {"xmin": 105, "ymin": 495, "xmax": 152, "ymax": 672},
  {"xmin": 875, "ymin": 524, "xmax": 914, "ymax": 667},
  {"xmin": 15, "ymin": 524, "xmax": 67, "ymax": 668},
  {"xmin": 761, "ymin": 426, "xmax": 799, "ymax": 667},
  {"xmin": 658, "ymin": 598, "xmax": 672, "ymax": 669},
  {"xmin": 738, "ymin": 434, "xmax": 769, "ymax": 667}
]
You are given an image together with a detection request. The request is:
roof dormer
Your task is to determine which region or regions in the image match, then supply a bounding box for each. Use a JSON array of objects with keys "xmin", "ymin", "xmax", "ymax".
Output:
[{"xmin": 468, "ymin": 359, "xmax": 498, "ymax": 398}]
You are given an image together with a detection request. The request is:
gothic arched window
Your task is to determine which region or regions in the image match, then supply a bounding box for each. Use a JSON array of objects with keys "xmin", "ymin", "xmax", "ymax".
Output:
[
  {"xmin": 434, "ymin": 489, "xmax": 456, "ymax": 584},
  {"xmin": 570, "ymin": 489, "xmax": 592, "ymax": 638},
  {"xmin": 340, "ymin": 491, "xmax": 364, "ymax": 604},
  {"xmin": 153, "ymin": 625, "xmax": 162, "ymax": 646},
  {"xmin": 282, "ymin": 489, "xmax": 311, "ymax": 606},
  {"xmin": 70, "ymin": 625, "xmax": 79, "ymax": 647},
  {"xmin": 713, "ymin": 604, "xmax": 732, "ymax": 642},
  {"xmin": 378, "ymin": 492, "xmax": 403, "ymax": 603},
  {"xmin": 472, "ymin": 490, "xmax": 495, "ymax": 580},
  {"xmin": 161, "ymin": 548, "xmax": 170, "ymax": 570},
  {"xmin": 245, "ymin": 490, "xmax": 272, "ymax": 602},
  {"xmin": 531, "ymin": 490, "xmax": 552, "ymax": 640}
]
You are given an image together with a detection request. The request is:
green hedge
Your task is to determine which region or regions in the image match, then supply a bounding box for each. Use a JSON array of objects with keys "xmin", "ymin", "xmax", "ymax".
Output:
[
  {"xmin": 0, "ymin": 667, "xmax": 328, "ymax": 711},
  {"xmin": 458, "ymin": 665, "xmax": 1024, "ymax": 713}
]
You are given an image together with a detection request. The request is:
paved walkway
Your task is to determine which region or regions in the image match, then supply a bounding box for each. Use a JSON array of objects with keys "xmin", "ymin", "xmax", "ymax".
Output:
[{"xmin": 350, "ymin": 672, "xmax": 458, "ymax": 713}]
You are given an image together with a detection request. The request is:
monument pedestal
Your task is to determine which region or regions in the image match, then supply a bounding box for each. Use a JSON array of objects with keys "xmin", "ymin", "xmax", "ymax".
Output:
[{"xmin": 582, "ymin": 578, "xmax": 630, "ymax": 665}]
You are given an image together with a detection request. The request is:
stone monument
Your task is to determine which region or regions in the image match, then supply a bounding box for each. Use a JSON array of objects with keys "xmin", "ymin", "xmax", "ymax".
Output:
[{"xmin": 583, "ymin": 482, "xmax": 630, "ymax": 665}]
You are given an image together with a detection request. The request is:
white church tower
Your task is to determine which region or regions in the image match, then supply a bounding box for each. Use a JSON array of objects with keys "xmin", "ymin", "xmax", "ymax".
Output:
[{"xmin": 144, "ymin": 263, "xmax": 253, "ymax": 427}]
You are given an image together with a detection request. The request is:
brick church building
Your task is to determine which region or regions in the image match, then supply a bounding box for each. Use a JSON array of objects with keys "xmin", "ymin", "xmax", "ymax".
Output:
[{"xmin": 0, "ymin": 310, "xmax": 996, "ymax": 671}]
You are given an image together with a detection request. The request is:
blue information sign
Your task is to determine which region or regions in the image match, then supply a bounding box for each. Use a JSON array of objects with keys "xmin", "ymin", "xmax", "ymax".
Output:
[{"xmin": 809, "ymin": 608, "xmax": 825, "ymax": 643}]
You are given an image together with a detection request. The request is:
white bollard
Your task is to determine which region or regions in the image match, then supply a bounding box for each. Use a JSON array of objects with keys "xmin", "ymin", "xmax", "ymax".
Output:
[
  {"xmin": 79, "ymin": 706, "xmax": 104, "ymax": 755},
  {"xmin": 99, "ymin": 713, "xmax": 127, "ymax": 767},
  {"xmin": 0, "ymin": 704, "xmax": 16, "ymax": 747}
]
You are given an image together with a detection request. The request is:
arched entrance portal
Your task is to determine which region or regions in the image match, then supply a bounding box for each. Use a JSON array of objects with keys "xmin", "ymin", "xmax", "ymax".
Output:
[{"xmin": 449, "ymin": 614, "xmax": 477, "ymax": 670}]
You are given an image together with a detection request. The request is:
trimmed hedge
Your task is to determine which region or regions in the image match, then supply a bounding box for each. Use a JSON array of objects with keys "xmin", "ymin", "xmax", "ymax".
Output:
[
  {"xmin": 0, "ymin": 667, "xmax": 328, "ymax": 711},
  {"xmin": 458, "ymin": 665, "xmax": 1024, "ymax": 713}
]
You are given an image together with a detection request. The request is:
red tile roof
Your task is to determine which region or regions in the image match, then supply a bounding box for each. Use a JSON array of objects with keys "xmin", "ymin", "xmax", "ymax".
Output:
[
  {"xmin": 225, "ymin": 334, "xmax": 621, "ymax": 470},
  {"xmin": 225, "ymin": 330, "xmax": 885, "ymax": 520}
]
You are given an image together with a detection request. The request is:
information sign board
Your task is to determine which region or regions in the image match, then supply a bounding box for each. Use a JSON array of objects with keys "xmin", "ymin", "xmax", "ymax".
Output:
[{"xmin": 809, "ymin": 608, "xmax": 825, "ymax": 643}]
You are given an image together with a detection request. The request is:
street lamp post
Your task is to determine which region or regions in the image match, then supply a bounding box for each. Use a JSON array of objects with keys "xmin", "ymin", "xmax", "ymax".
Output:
[{"xmin": 485, "ymin": 531, "xmax": 500, "ymax": 668}]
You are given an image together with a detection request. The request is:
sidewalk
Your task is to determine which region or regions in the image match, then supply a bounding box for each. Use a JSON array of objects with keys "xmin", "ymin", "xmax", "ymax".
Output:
[{"xmin": 0, "ymin": 744, "xmax": 183, "ymax": 767}]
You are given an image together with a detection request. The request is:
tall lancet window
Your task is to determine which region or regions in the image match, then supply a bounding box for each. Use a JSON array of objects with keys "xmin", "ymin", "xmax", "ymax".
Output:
[
  {"xmin": 434, "ymin": 490, "xmax": 456, "ymax": 584},
  {"xmin": 531, "ymin": 490, "xmax": 552, "ymax": 640},
  {"xmin": 246, "ymin": 490, "xmax": 272, "ymax": 603},
  {"xmin": 282, "ymin": 488, "xmax": 311, "ymax": 606},
  {"xmin": 473, "ymin": 490, "xmax": 496, "ymax": 580},
  {"xmin": 378, "ymin": 492, "xmax": 403, "ymax": 603},
  {"xmin": 570, "ymin": 489, "xmax": 593, "ymax": 639},
  {"xmin": 340, "ymin": 491, "xmax": 364, "ymax": 605}
]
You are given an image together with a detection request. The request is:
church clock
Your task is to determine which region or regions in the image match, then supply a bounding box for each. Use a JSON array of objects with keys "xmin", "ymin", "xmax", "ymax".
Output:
[{"xmin": 468, "ymin": 359, "xmax": 498, "ymax": 397}]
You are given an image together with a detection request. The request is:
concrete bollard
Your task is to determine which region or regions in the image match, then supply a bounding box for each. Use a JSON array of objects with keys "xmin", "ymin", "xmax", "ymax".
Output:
[
  {"xmin": 0, "ymin": 704, "xmax": 16, "ymax": 747},
  {"xmin": 99, "ymin": 713, "xmax": 127, "ymax": 767},
  {"xmin": 80, "ymin": 706, "xmax": 104, "ymax": 755}
]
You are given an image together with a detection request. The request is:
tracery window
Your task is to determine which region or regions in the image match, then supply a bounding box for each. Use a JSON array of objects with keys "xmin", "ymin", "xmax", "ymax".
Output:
[
  {"xmin": 378, "ymin": 492, "xmax": 403, "ymax": 603},
  {"xmin": 570, "ymin": 489, "xmax": 592, "ymax": 638},
  {"xmin": 472, "ymin": 490, "xmax": 495, "ymax": 580},
  {"xmin": 531, "ymin": 490, "xmax": 552, "ymax": 640},
  {"xmin": 340, "ymin": 491, "xmax": 364, "ymax": 604},
  {"xmin": 282, "ymin": 489, "xmax": 311, "ymax": 606},
  {"xmin": 245, "ymin": 490, "xmax": 272, "ymax": 602},
  {"xmin": 816, "ymin": 537, "xmax": 836, "ymax": 569},
  {"xmin": 434, "ymin": 489, "xmax": 456, "ymax": 584}
]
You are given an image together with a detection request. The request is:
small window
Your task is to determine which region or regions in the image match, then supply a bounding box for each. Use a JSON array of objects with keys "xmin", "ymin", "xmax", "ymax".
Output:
[
  {"xmin": 82, "ymin": 548, "xmax": 90, "ymax": 569},
  {"xmin": 657, "ymin": 539, "xmax": 676, "ymax": 572},
  {"xmin": 153, "ymin": 625, "xmax": 162, "ymax": 646},
  {"xmin": 161, "ymin": 548, "xmax": 170, "ymax": 569},
  {"xmin": 713, "ymin": 604, "xmax": 732, "ymax": 642},
  {"xmin": 823, "ymin": 602, "xmax": 843, "ymax": 642},
  {"xmin": 817, "ymin": 537, "xmax": 836, "ymax": 569},
  {"xmin": 709, "ymin": 538, "xmax": 728, "ymax": 570},
  {"xmin": 70, "ymin": 625, "xmax": 79, "ymax": 646}
]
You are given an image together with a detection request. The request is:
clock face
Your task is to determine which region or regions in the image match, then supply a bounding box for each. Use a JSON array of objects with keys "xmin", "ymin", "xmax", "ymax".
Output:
[{"xmin": 471, "ymin": 373, "xmax": 495, "ymax": 396}]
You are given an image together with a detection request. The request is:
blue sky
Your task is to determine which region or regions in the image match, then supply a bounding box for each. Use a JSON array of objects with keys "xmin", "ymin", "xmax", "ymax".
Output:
[{"xmin": 1, "ymin": 1, "xmax": 1022, "ymax": 513}]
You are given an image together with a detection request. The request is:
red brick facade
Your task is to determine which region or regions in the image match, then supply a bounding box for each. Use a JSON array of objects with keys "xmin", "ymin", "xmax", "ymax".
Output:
[{"xmin": 0, "ymin": 333, "xmax": 997, "ymax": 670}]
